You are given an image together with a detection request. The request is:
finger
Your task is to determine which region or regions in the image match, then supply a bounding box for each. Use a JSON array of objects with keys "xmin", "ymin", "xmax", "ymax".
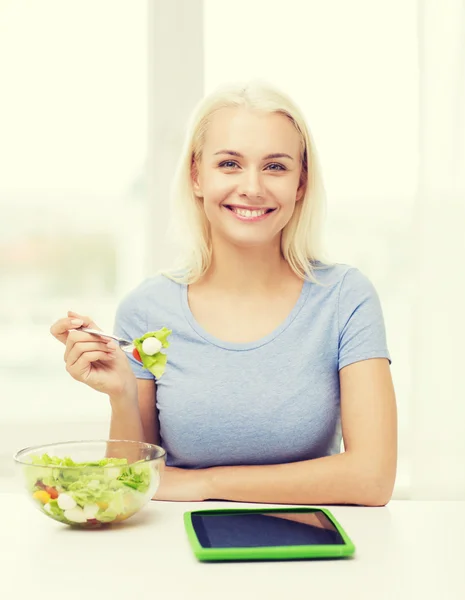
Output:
[
  {"xmin": 66, "ymin": 351, "xmax": 115, "ymax": 380},
  {"xmin": 50, "ymin": 316, "xmax": 86, "ymax": 343},
  {"xmin": 67, "ymin": 311, "xmax": 100, "ymax": 330},
  {"xmin": 64, "ymin": 329, "xmax": 95, "ymax": 360},
  {"xmin": 65, "ymin": 330, "xmax": 114, "ymax": 361},
  {"xmin": 66, "ymin": 329, "xmax": 111, "ymax": 347},
  {"xmin": 65, "ymin": 340, "xmax": 116, "ymax": 366}
]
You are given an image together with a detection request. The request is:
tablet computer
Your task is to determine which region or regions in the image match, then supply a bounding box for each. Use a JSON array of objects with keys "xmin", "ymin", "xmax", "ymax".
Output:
[{"xmin": 183, "ymin": 507, "xmax": 355, "ymax": 562}]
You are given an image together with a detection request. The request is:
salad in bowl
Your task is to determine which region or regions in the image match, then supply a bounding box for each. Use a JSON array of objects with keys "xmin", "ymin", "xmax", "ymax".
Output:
[{"xmin": 14, "ymin": 440, "xmax": 166, "ymax": 527}]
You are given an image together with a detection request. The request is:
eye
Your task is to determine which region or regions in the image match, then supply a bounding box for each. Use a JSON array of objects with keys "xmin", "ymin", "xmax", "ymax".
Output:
[
  {"xmin": 218, "ymin": 160, "xmax": 239, "ymax": 169},
  {"xmin": 265, "ymin": 163, "xmax": 286, "ymax": 171}
]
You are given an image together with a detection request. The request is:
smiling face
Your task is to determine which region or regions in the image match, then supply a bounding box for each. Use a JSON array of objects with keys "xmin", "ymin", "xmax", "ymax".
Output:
[{"xmin": 192, "ymin": 107, "xmax": 305, "ymax": 250}]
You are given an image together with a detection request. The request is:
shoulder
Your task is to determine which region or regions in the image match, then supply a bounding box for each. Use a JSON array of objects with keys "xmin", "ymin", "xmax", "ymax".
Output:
[
  {"xmin": 315, "ymin": 263, "xmax": 385, "ymax": 336},
  {"xmin": 310, "ymin": 261, "xmax": 371, "ymax": 289},
  {"xmin": 310, "ymin": 261, "xmax": 380, "ymax": 310},
  {"xmin": 122, "ymin": 273, "xmax": 181, "ymax": 303},
  {"xmin": 116, "ymin": 274, "xmax": 182, "ymax": 320},
  {"xmin": 114, "ymin": 273, "xmax": 185, "ymax": 339}
]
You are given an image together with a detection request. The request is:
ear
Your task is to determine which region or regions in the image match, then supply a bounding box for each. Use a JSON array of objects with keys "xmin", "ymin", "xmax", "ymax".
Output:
[
  {"xmin": 191, "ymin": 158, "xmax": 203, "ymax": 198},
  {"xmin": 296, "ymin": 152, "xmax": 308, "ymax": 202},
  {"xmin": 296, "ymin": 178, "xmax": 307, "ymax": 202}
]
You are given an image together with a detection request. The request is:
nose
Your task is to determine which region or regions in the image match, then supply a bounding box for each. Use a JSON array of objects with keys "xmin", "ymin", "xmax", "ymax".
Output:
[{"xmin": 237, "ymin": 168, "xmax": 265, "ymax": 201}]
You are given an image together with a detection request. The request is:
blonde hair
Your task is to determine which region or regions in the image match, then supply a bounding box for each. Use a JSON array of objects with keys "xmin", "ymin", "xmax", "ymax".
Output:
[{"xmin": 163, "ymin": 80, "xmax": 330, "ymax": 283}]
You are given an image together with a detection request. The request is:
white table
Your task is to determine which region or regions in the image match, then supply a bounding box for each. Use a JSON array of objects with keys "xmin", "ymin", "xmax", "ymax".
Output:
[{"xmin": 2, "ymin": 493, "xmax": 464, "ymax": 600}]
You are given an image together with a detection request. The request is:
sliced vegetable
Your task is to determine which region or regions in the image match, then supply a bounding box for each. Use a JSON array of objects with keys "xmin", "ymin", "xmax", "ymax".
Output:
[
  {"xmin": 83, "ymin": 503, "xmax": 99, "ymax": 520},
  {"xmin": 64, "ymin": 507, "xmax": 87, "ymax": 523},
  {"xmin": 45, "ymin": 486, "xmax": 59, "ymax": 499},
  {"xmin": 57, "ymin": 493, "xmax": 76, "ymax": 510},
  {"xmin": 33, "ymin": 490, "xmax": 51, "ymax": 504}
]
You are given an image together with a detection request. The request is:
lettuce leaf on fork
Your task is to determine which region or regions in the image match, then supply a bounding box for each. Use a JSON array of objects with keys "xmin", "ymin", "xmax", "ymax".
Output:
[{"xmin": 132, "ymin": 327, "xmax": 172, "ymax": 379}]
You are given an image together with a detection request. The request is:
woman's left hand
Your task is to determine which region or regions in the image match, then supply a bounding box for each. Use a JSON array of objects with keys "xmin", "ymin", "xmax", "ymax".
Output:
[{"xmin": 153, "ymin": 466, "xmax": 211, "ymax": 502}]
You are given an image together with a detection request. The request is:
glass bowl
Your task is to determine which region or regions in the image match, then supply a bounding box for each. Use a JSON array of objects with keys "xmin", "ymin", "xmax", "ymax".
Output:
[{"xmin": 14, "ymin": 440, "xmax": 166, "ymax": 528}]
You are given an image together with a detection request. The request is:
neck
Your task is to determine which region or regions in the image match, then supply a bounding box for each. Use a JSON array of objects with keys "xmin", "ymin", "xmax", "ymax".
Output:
[{"xmin": 201, "ymin": 234, "xmax": 293, "ymax": 293}]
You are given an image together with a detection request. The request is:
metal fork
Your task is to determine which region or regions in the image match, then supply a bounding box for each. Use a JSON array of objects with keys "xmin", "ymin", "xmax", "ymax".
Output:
[{"xmin": 78, "ymin": 327, "xmax": 135, "ymax": 353}]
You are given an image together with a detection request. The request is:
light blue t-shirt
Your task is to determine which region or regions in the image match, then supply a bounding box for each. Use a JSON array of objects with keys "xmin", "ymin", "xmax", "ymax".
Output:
[{"xmin": 114, "ymin": 263, "xmax": 390, "ymax": 469}]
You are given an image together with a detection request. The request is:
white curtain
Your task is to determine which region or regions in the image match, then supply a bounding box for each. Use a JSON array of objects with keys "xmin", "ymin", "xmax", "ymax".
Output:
[{"xmin": 409, "ymin": 0, "xmax": 465, "ymax": 499}]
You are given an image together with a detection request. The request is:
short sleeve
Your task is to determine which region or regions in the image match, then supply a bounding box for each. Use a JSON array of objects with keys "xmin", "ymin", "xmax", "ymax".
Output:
[
  {"xmin": 113, "ymin": 285, "xmax": 155, "ymax": 380},
  {"xmin": 337, "ymin": 268, "xmax": 391, "ymax": 370}
]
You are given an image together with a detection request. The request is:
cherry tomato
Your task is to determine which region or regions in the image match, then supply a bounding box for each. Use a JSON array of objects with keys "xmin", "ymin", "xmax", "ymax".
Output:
[
  {"xmin": 45, "ymin": 486, "xmax": 59, "ymax": 499},
  {"xmin": 132, "ymin": 348, "xmax": 142, "ymax": 362}
]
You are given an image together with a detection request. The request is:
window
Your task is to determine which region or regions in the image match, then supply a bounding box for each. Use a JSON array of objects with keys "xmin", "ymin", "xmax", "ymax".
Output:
[{"xmin": 0, "ymin": 1, "xmax": 147, "ymax": 486}]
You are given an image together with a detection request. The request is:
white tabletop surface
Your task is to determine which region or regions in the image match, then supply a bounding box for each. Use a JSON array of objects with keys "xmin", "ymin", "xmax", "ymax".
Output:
[{"xmin": 2, "ymin": 493, "xmax": 464, "ymax": 600}]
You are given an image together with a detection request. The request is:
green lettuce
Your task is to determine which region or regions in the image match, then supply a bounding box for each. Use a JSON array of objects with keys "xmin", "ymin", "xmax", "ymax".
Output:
[
  {"xmin": 133, "ymin": 327, "xmax": 172, "ymax": 379},
  {"xmin": 25, "ymin": 454, "xmax": 153, "ymax": 525}
]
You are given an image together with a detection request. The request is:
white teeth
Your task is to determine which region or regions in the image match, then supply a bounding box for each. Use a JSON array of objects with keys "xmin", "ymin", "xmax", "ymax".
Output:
[{"xmin": 230, "ymin": 207, "xmax": 268, "ymax": 218}]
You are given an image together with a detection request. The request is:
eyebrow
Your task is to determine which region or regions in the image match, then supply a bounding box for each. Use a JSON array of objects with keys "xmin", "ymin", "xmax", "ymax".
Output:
[{"xmin": 214, "ymin": 150, "xmax": 295, "ymax": 161}]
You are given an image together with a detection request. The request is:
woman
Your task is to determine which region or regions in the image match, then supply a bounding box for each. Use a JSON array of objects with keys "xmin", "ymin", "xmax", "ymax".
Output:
[{"xmin": 51, "ymin": 81, "xmax": 397, "ymax": 506}]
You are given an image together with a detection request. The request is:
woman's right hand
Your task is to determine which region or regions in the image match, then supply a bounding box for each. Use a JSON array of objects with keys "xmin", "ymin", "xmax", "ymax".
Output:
[{"xmin": 50, "ymin": 310, "xmax": 137, "ymax": 400}]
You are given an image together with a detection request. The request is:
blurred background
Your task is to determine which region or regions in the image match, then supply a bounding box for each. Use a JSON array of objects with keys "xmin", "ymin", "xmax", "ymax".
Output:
[{"xmin": 1, "ymin": 0, "xmax": 464, "ymax": 499}]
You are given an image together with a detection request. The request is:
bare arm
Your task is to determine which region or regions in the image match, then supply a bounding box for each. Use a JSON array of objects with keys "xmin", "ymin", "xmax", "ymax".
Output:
[
  {"xmin": 109, "ymin": 379, "xmax": 159, "ymax": 444},
  {"xmin": 202, "ymin": 358, "xmax": 397, "ymax": 506}
]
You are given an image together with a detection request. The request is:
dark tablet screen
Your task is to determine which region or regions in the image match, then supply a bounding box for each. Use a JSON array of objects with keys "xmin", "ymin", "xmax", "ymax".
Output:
[{"xmin": 191, "ymin": 510, "xmax": 346, "ymax": 548}]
